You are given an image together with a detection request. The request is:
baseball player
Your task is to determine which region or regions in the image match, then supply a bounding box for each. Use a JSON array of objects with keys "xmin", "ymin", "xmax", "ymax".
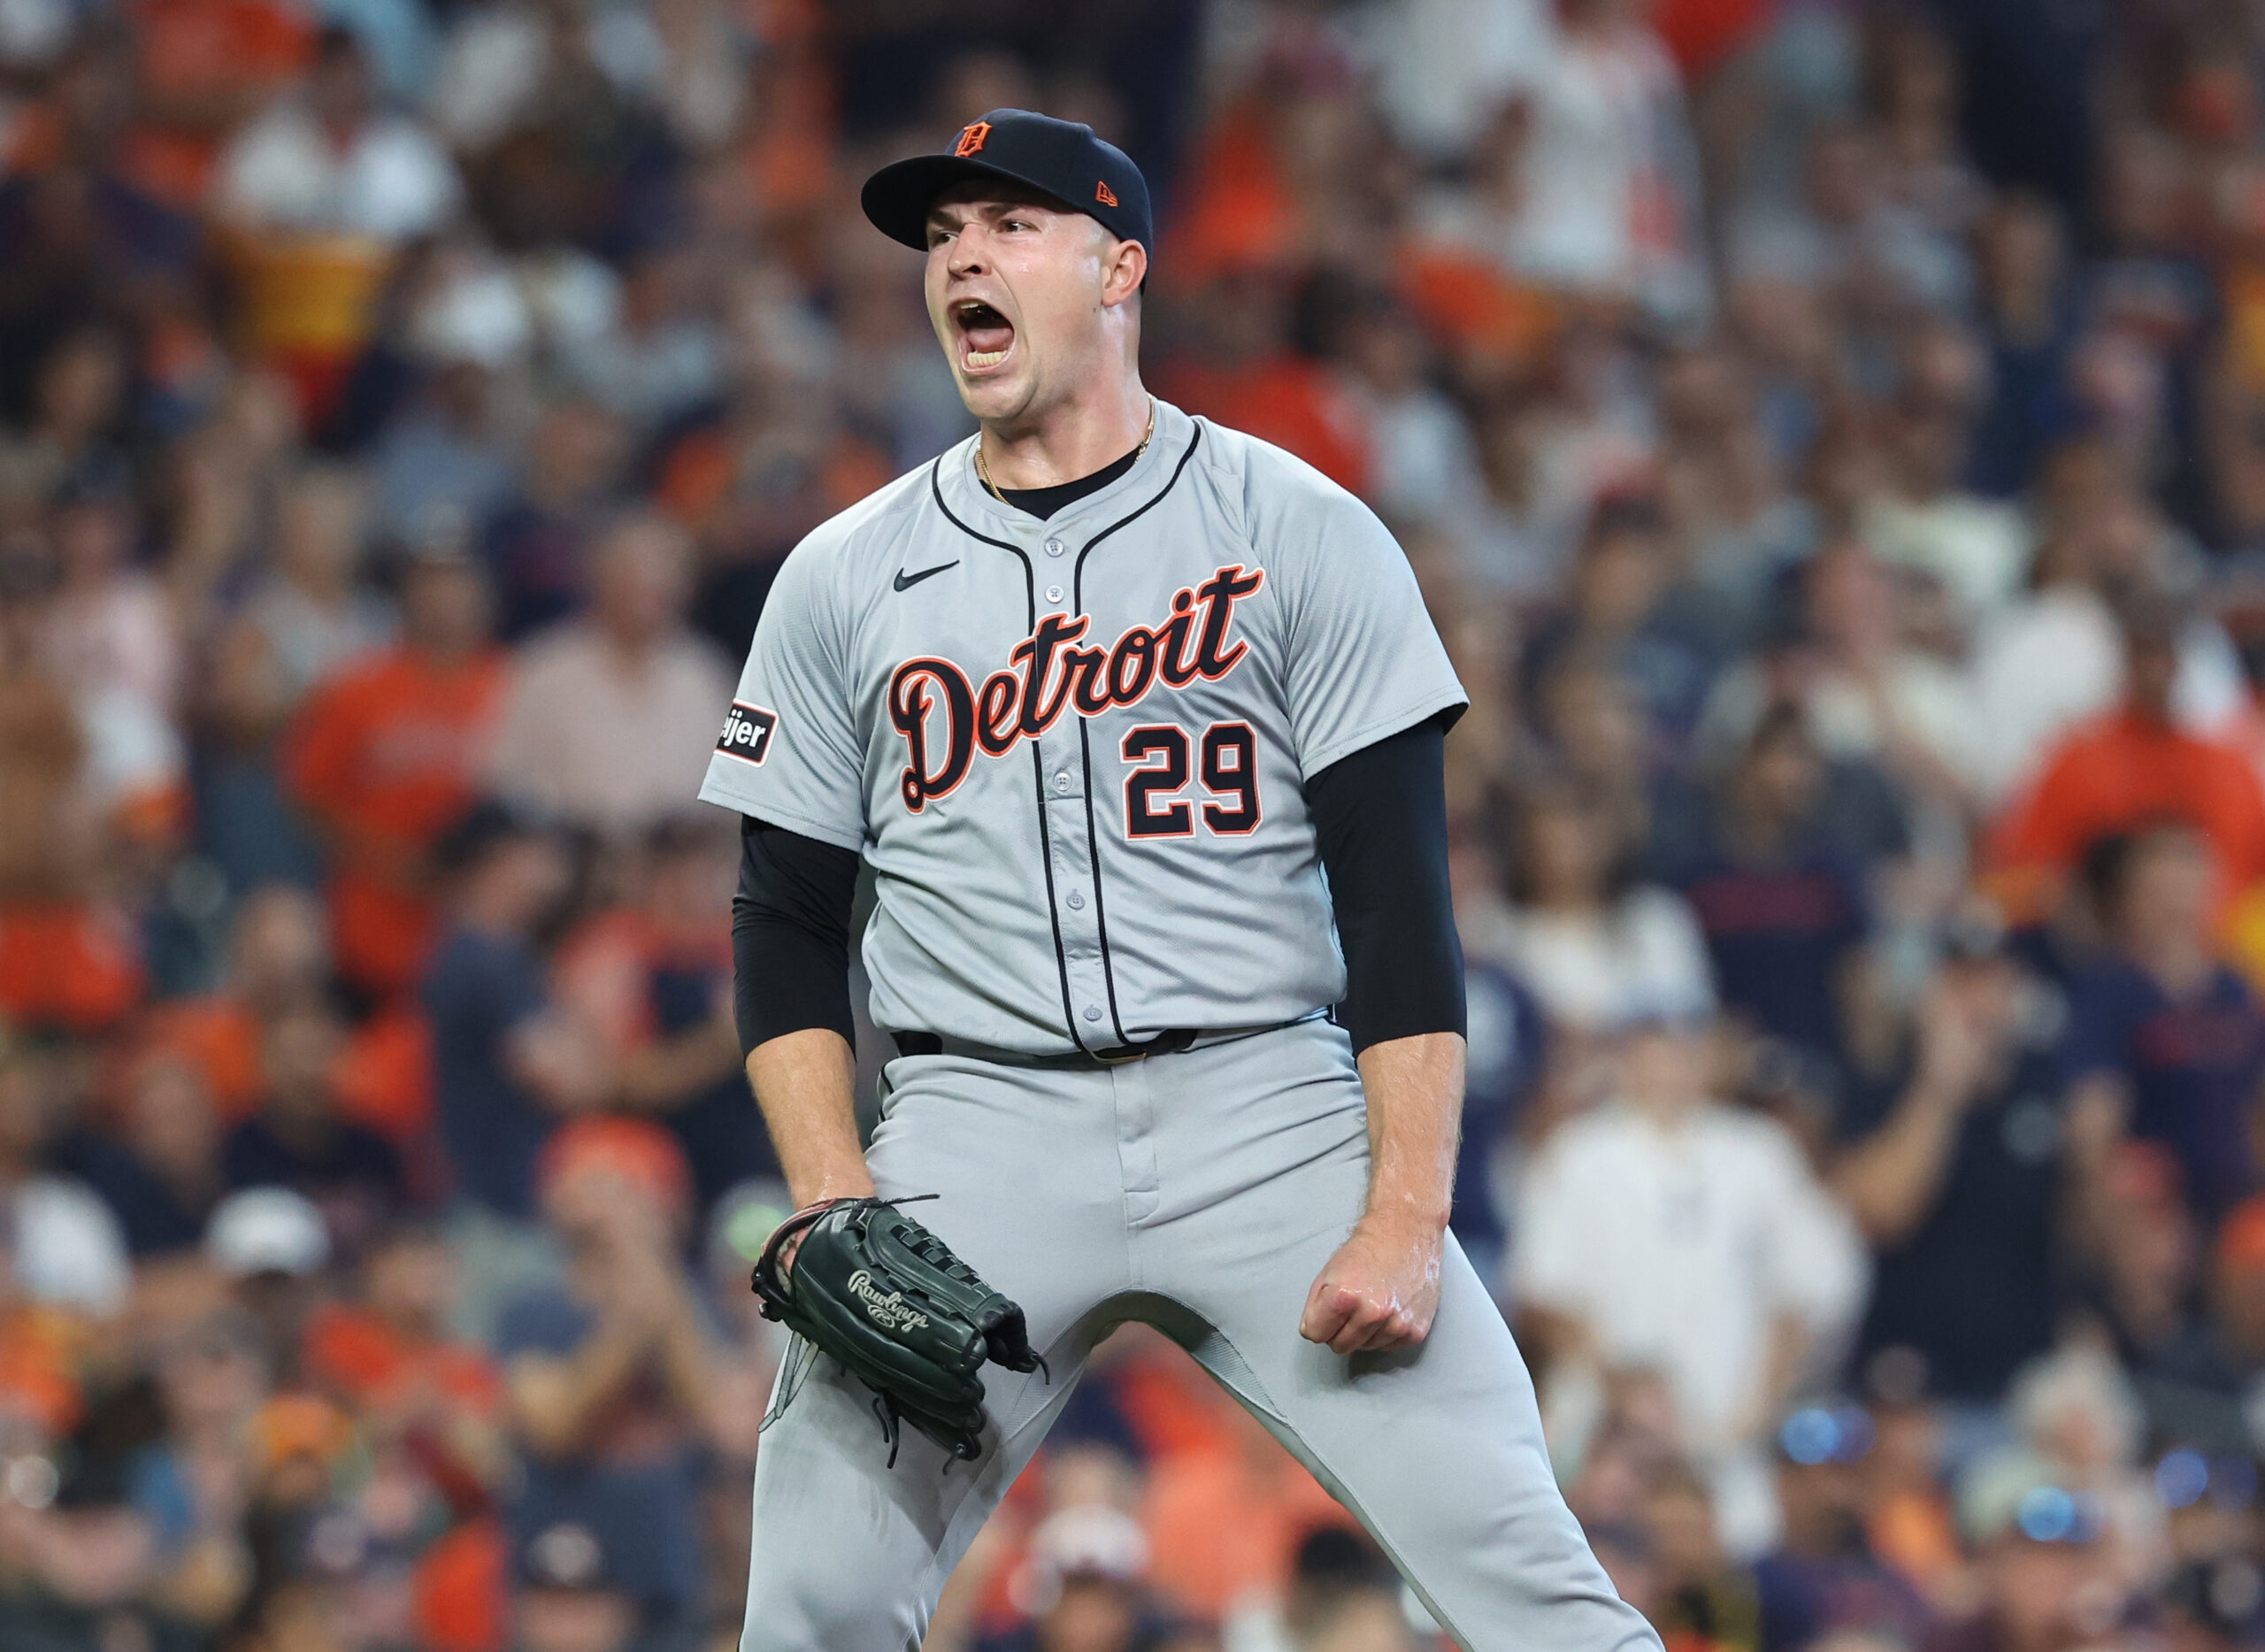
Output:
[{"xmin": 701, "ymin": 110, "xmax": 1659, "ymax": 1652}]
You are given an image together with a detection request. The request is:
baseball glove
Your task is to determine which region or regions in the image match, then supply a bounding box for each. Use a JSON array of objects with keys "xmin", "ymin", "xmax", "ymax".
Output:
[{"xmin": 751, "ymin": 1196, "xmax": 1044, "ymax": 1466}]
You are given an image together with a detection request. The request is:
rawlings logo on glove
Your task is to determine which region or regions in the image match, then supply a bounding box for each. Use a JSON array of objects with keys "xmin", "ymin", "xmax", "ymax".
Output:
[
  {"xmin": 846, "ymin": 1269, "xmax": 932, "ymax": 1332},
  {"xmin": 752, "ymin": 1197, "xmax": 1045, "ymax": 1466}
]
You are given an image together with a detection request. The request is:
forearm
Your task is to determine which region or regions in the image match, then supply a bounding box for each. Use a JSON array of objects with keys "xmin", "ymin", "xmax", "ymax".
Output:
[
  {"xmin": 1355, "ymin": 1031, "xmax": 1464, "ymax": 1233},
  {"xmin": 509, "ymin": 1319, "xmax": 650, "ymax": 1457},
  {"xmin": 616, "ymin": 1016, "xmax": 742, "ymax": 1110},
  {"xmin": 649, "ymin": 1283, "xmax": 726, "ymax": 1434},
  {"xmin": 1831, "ymin": 1082, "xmax": 1963, "ymax": 1246},
  {"xmin": 746, "ymin": 1028, "xmax": 872, "ymax": 1208}
]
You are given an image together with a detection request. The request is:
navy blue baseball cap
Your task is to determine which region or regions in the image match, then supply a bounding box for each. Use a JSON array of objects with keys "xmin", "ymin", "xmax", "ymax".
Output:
[{"xmin": 862, "ymin": 109, "xmax": 1153, "ymax": 261}]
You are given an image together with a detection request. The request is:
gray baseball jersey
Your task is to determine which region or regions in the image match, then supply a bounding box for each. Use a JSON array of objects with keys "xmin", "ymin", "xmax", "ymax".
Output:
[{"xmin": 697, "ymin": 398, "xmax": 1467, "ymax": 1053}]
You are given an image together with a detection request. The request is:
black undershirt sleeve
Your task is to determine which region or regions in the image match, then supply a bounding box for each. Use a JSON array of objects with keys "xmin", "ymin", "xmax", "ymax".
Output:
[
  {"xmin": 733, "ymin": 816, "xmax": 862, "ymax": 1055},
  {"xmin": 1308, "ymin": 716, "xmax": 1466, "ymax": 1054}
]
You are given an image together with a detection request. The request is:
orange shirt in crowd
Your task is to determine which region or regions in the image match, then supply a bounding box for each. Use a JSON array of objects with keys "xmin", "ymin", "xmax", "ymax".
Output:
[
  {"xmin": 138, "ymin": 995, "xmax": 262, "ymax": 1118},
  {"xmin": 414, "ymin": 1518, "xmax": 507, "ymax": 1652},
  {"xmin": 303, "ymin": 1301, "xmax": 503, "ymax": 1418},
  {"xmin": 1989, "ymin": 709, "xmax": 2265, "ymax": 914},
  {"xmin": 139, "ymin": 993, "xmax": 432, "ymax": 1139},
  {"xmin": 0, "ymin": 904, "xmax": 144, "ymax": 1033},
  {"xmin": 1141, "ymin": 1428, "xmax": 1359, "ymax": 1618},
  {"xmin": 1161, "ymin": 357, "xmax": 1371, "ymax": 498},
  {"xmin": 282, "ymin": 650, "xmax": 504, "ymax": 998},
  {"xmin": 123, "ymin": 0, "xmax": 312, "ymax": 208}
]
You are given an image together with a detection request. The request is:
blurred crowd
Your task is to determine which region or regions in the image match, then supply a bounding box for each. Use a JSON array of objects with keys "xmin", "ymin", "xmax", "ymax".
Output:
[{"xmin": 14, "ymin": 0, "xmax": 2265, "ymax": 1648}]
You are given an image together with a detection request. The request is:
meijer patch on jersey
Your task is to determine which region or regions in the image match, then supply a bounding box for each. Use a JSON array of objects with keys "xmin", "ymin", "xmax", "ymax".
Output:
[{"xmin": 717, "ymin": 701, "xmax": 779, "ymax": 765}]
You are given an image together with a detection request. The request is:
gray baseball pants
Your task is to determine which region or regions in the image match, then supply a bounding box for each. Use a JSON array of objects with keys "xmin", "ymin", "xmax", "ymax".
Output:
[{"xmin": 738, "ymin": 1015, "xmax": 1660, "ymax": 1652}]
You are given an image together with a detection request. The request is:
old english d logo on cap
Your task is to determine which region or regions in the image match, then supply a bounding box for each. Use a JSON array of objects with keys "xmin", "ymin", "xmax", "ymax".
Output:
[{"xmin": 954, "ymin": 120, "xmax": 992, "ymax": 158}]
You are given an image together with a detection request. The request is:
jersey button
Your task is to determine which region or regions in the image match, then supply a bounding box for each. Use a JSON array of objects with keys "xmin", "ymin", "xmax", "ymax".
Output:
[
  {"xmin": 1066, "ymin": 890, "xmax": 1085, "ymax": 911},
  {"xmin": 1045, "ymin": 584, "xmax": 1063, "ymax": 603},
  {"xmin": 1054, "ymin": 771, "xmax": 1072, "ymax": 794},
  {"xmin": 1083, "ymin": 1005, "xmax": 1103, "ymax": 1022},
  {"xmin": 1044, "ymin": 537, "xmax": 1064, "ymax": 557}
]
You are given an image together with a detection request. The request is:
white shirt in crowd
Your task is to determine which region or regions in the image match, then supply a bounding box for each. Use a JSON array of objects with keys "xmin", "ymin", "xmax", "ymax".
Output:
[
  {"xmin": 484, "ymin": 624, "xmax": 735, "ymax": 839},
  {"xmin": 216, "ymin": 99, "xmax": 462, "ymax": 241},
  {"xmin": 1513, "ymin": 1096, "xmax": 1868, "ymax": 1456},
  {"xmin": 12, "ymin": 1177, "xmax": 130, "ymax": 1317},
  {"xmin": 1497, "ymin": 887, "xmax": 1716, "ymax": 1033}
]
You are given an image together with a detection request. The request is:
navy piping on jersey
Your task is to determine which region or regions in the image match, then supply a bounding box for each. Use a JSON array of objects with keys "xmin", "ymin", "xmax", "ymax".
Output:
[
  {"xmin": 927, "ymin": 429, "xmax": 1205, "ymax": 1054},
  {"xmin": 1069, "ymin": 427, "xmax": 1205, "ymax": 1047},
  {"xmin": 927, "ymin": 460, "xmax": 1088, "ymax": 1052}
]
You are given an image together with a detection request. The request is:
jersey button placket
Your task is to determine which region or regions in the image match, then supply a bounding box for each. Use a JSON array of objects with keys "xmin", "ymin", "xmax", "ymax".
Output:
[{"xmin": 1040, "ymin": 726, "xmax": 1109, "ymax": 1043}]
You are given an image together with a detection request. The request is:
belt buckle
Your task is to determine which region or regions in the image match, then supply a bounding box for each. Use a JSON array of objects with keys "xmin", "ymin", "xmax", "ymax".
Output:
[{"xmin": 1091, "ymin": 1042, "xmax": 1149, "ymax": 1065}]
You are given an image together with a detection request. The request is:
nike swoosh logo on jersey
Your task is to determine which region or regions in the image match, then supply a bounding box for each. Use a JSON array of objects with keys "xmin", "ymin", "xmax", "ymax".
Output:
[{"xmin": 894, "ymin": 561, "xmax": 959, "ymax": 592}]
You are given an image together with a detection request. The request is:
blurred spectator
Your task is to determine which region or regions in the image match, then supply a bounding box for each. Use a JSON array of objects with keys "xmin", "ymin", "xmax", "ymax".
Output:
[
  {"xmin": 552, "ymin": 814, "xmax": 752, "ymax": 1215},
  {"xmin": 976, "ymin": 1505, "xmax": 1176, "ymax": 1652},
  {"xmin": 1514, "ymin": 1014, "xmax": 1868, "ymax": 1554},
  {"xmin": 204, "ymin": 1183, "xmax": 332, "ymax": 1381},
  {"xmin": 45, "ymin": 480, "xmax": 179, "ymax": 718},
  {"xmin": 1965, "ymin": 194, "xmax": 2077, "ymax": 500},
  {"xmin": 2062, "ymin": 824, "xmax": 2265, "ymax": 1229},
  {"xmin": 60, "ymin": 1044, "xmax": 224, "ymax": 1255},
  {"xmin": 1700, "ymin": 540, "xmax": 1982, "ymax": 815},
  {"xmin": 214, "ymin": 27, "xmax": 457, "ymax": 242},
  {"xmin": 214, "ymin": 26, "xmax": 461, "ymax": 424},
  {"xmin": 1495, "ymin": 773, "xmax": 1716, "ymax": 1038},
  {"xmin": 1523, "ymin": 494, "xmax": 1717, "ymax": 754},
  {"xmin": 133, "ymin": 881, "xmax": 330, "ymax": 1123},
  {"xmin": 515, "ymin": 1517, "xmax": 643, "ymax": 1652},
  {"xmin": 483, "ymin": 510, "xmax": 733, "ymax": 841},
  {"xmin": 477, "ymin": 398, "xmax": 627, "ymax": 644},
  {"xmin": 1943, "ymin": 1456, "xmax": 2126, "ymax": 1652},
  {"xmin": 1859, "ymin": 328, "xmax": 2027, "ymax": 623},
  {"xmin": 1992, "ymin": 603, "xmax": 2265, "ymax": 920},
  {"xmin": 222, "ymin": 996, "xmax": 406, "ymax": 1253},
  {"xmin": 1139, "ymin": 1364, "xmax": 1357, "ymax": 1623},
  {"xmin": 241, "ymin": 462, "xmax": 395, "ymax": 702},
  {"xmin": 1967, "ymin": 499, "xmax": 2135, "ymax": 811},
  {"xmin": 284, "ymin": 535, "xmax": 503, "ymax": 999},
  {"xmin": 420, "ymin": 804, "xmax": 602, "ymax": 1230},
  {"xmin": 498, "ymin": 1117, "xmax": 721, "ymax": 1633},
  {"xmin": 0, "ymin": 1033, "xmax": 130, "ymax": 1316},
  {"xmin": 564, "ymin": 242, "xmax": 726, "ymax": 430},
  {"xmin": 1672, "ymin": 705, "xmax": 1883, "ymax": 1087},
  {"xmin": 1494, "ymin": 0, "xmax": 1707, "ymax": 325},
  {"xmin": 1453, "ymin": 959, "xmax": 1547, "ymax": 1290},
  {"xmin": 1831, "ymin": 924, "xmax": 2070, "ymax": 1404},
  {"xmin": 1750, "ymin": 1404, "xmax": 1935, "ymax": 1652}
]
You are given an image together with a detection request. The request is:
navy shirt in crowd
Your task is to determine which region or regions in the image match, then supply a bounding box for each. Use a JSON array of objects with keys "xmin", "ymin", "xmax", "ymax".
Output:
[
  {"xmin": 223, "ymin": 1115, "xmax": 406, "ymax": 1212},
  {"xmin": 1838, "ymin": 1017, "xmax": 2068, "ymax": 1402},
  {"xmin": 1456, "ymin": 964, "xmax": 1547, "ymax": 1268},
  {"xmin": 494, "ymin": 1285, "xmax": 706, "ymax": 1617},
  {"xmin": 1678, "ymin": 846, "xmax": 1870, "ymax": 1085},
  {"xmin": 421, "ymin": 926, "xmax": 558, "ymax": 1221},
  {"xmin": 649, "ymin": 959, "xmax": 778, "ymax": 1216},
  {"xmin": 2062, "ymin": 959, "xmax": 2265, "ymax": 1226}
]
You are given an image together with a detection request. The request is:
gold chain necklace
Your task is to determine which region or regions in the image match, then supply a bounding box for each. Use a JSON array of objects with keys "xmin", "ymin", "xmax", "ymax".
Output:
[{"xmin": 975, "ymin": 399, "xmax": 1156, "ymax": 505}]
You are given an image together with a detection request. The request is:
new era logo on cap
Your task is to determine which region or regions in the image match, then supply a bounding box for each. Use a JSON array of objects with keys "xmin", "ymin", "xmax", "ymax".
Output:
[
  {"xmin": 717, "ymin": 702, "xmax": 778, "ymax": 765},
  {"xmin": 1095, "ymin": 180, "xmax": 1117, "ymax": 207}
]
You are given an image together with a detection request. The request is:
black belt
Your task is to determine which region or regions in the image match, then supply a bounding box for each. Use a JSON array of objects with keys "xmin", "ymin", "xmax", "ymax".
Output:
[{"xmin": 892, "ymin": 1026, "xmax": 1205, "ymax": 1070}]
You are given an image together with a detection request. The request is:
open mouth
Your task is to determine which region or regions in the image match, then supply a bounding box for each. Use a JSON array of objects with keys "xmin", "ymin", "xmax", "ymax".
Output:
[{"xmin": 952, "ymin": 299, "xmax": 1015, "ymax": 372}]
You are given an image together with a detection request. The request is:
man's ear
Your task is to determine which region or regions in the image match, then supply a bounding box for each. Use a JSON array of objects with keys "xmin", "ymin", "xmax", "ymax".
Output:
[{"xmin": 1102, "ymin": 237, "xmax": 1148, "ymax": 309}]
